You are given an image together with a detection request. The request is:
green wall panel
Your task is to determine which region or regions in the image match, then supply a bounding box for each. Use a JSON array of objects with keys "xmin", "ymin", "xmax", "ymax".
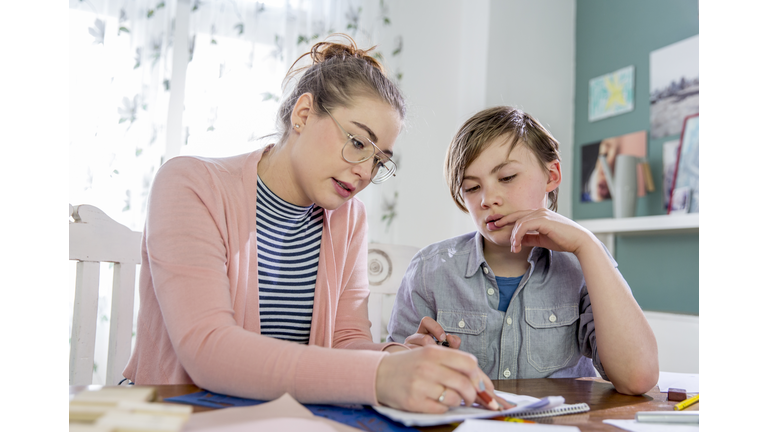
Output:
[
  {"xmin": 616, "ymin": 234, "xmax": 699, "ymax": 315},
  {"xmin": 574, "ymin": 0, "xmax": 699, "ymax": 314}
]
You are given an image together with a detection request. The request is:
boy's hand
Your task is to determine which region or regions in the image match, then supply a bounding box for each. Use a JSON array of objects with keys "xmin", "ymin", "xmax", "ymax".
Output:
[
  {"xmin": 404, "ymin": 316, "xmax": 461, "ymax": 349},
  {"xmin": 494, "ymin": 208, "xmax": 597, "ymax": 257}
]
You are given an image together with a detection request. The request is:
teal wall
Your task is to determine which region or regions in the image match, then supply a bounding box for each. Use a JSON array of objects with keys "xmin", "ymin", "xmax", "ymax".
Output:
[{"xmin": 574, "ymin": 0, "xmax": 699, "ymax": 314}]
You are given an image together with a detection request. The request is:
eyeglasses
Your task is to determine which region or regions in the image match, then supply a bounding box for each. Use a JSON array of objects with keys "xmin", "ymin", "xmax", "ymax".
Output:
[{"xmin": 322, "ymin": 105, "xmax": 397, "ymax": 184}]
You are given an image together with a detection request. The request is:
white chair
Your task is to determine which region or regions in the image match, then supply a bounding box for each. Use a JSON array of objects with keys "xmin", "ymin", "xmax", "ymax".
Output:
[
  {"xmin": 367, "ymin": 243, "xmax": 419, "ymax": 343},
  {"xmin": 69, "ymin": 204, "xmax": 142, "ymax": 385}
]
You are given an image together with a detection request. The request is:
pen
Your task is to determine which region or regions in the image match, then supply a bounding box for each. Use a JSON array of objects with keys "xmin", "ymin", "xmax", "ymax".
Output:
[
  {"xmin": 477, "ymin": 381, "xmax": 501, "ymax": 411},
  {"xmin": 432, "ymin": 336, "xmax": 450, "ymax": 347},
  {"xmin": 673, "ymin": 394, "xmax": 699, "ymax": 411}
]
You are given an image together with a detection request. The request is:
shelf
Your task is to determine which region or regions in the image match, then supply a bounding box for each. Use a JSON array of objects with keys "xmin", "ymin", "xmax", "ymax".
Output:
[{"xmin": 575, "ymin": 213, "xmax": 699, "ymax": 236}]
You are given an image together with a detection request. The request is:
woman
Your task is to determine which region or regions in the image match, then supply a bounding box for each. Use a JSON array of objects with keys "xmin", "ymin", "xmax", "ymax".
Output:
[{"xmin": 123, "ymin": 35, "xmax": 502, "ymax": 414}]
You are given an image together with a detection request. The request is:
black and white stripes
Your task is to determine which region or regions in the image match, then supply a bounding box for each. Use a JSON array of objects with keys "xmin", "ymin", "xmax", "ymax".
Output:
[{"xmin": 256, "ymin": 176, "xmax": 324, "ymax": 344}]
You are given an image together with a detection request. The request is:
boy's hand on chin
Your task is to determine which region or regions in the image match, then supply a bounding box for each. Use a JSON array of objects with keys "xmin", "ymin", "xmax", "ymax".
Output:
[{"xmin": 494, "ymin": 208, "xmax": 595, "ymax": 255}]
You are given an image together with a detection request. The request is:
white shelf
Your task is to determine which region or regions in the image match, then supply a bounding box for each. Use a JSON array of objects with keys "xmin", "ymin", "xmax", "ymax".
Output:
[{"xmin": 576, "ymin": 213, "xmax": 699, "ymax": 236}]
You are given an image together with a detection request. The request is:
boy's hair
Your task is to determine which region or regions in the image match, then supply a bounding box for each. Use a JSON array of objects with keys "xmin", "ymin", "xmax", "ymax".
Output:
[{"xmin": 445, "ymin": 106, "xmax": 561, "ymax": 213}]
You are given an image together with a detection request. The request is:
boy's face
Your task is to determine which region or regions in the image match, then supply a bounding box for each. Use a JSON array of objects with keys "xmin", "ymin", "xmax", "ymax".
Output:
[{"xmin": 460, "ymin": 137, "xmax": 558, "ymax": 248}]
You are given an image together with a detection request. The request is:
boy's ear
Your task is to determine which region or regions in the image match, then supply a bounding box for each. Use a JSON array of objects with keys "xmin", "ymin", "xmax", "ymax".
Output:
[
  {"xmin": 290, "ymin": 93, "xmax": 314, "ymax": 130},
  {"xmin": 545, "ymin": 160, "xmax": 562, "ymax": 193}
]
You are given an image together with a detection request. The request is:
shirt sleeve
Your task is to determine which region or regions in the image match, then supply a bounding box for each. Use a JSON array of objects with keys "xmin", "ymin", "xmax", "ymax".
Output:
[
  {"xmin": 386, "ymin": 253, "xmax": 434, "ymax": 344},
  {"xmin": 577, "ymin": 242, "xmax": 621, "ymax": 381}
]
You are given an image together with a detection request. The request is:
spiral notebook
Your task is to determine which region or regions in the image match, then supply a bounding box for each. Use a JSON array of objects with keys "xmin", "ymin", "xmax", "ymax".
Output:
[
  {"xmin": 495, "ymin": 391, "xmax": 590, "ymax": 419},
  {"xmin": 372, "ymin": 391, "xmax": 589, "ymax": 427}
]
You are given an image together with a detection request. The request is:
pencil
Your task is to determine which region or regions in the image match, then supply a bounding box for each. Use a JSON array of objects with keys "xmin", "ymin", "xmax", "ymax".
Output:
[
  {"xmin": 674, "ymin": 394, "xmax": 699, "ymax": 411},
  {"xmin": 477, "ymin": 381, "xmax": 501, "ymax": 411}
]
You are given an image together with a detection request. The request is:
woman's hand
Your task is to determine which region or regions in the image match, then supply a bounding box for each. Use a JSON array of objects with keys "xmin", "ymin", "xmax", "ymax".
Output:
[
  {"xmin": 403, "ymin": 316, "xmax": 461, "ymax": 349},
  {"xmin": 494, "ymin": 208, "xmax": 597, "ymax": 257},
  {"xmin": 375, "ymin": 345, "xmax": 513, "ymax": 413}
]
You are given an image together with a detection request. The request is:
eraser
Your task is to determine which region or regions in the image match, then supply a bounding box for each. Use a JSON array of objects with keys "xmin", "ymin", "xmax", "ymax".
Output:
[{"xmin": 667, "ymin": 388, "xmax": 687, "ymax": 402}]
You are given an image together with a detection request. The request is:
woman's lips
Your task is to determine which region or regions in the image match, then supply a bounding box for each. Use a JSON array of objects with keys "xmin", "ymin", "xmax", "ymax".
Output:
[{"xmin": 332, "ymin": 178, "xmax": 354, "ymax": 198}]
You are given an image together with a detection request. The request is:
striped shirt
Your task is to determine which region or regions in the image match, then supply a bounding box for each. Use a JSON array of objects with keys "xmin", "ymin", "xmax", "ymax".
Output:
[{"xmin": 256, "ymin": 176, "xmax": 324, "ymax": 344}]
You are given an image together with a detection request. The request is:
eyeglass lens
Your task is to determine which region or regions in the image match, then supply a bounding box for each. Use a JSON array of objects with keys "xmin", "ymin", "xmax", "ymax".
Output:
[{"xmin": 342, "ymin": 137, "xmax": 395, "ymax": 183}]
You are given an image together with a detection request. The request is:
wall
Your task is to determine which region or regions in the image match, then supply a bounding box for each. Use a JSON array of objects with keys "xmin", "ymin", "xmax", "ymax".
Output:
[
  {"xmin": 367, "ymin": 0, "xmax": 577, "ymax": 250},
  {"xmin": 573, "ymin": 0, "xmax": 699, "ymax": 314}
]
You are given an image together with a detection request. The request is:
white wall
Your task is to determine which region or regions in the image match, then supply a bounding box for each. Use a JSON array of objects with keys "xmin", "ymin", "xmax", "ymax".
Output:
[
  {"xmin": 370, "ymin": 0, "xmax": 576, "ymax": 251},
  {"xmin": 485, "ymin": 0, "xmax": 576, "ymax": 218}
]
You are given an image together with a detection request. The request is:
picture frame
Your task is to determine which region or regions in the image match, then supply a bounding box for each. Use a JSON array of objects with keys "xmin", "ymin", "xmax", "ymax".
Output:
[{"xmin": 667, "ymin": 113, "xmax": 699, "ymax": 214}]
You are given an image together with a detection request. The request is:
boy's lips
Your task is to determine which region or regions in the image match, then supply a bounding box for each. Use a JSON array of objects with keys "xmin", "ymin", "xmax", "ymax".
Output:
[{"xmin": 485, "ymin": 214, "xmax": 504, "ymax": 231}]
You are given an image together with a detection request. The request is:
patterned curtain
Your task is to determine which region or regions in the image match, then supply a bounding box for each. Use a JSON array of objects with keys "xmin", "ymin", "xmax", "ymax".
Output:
[{"xmin": 69, "ymin": 0, "xmax": 404, "ymax": 385}]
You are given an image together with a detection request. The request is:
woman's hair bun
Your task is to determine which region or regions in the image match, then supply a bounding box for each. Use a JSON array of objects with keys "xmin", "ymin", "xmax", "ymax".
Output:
[{"xmin": 305, "ymin": 33, "xmax": 385, "ymax": 73}]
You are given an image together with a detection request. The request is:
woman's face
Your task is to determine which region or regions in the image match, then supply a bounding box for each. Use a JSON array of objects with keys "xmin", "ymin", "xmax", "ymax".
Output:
[
  {"xmin": 460, "ymin": 137, "xmax": 559, "ymax": 249},
  {"xmin": 290, "ymin": 97, "xmax": 401, "ymax": 210}
]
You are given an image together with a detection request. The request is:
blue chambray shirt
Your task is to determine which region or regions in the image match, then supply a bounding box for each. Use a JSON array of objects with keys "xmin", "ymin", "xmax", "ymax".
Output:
[{"xmin": 387, "ymin": 231, "xmax": 621, "ymax": 381}]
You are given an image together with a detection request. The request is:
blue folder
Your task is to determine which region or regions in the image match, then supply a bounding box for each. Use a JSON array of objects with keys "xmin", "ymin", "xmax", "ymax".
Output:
[{"xmin": 164, "ymin": 390, "xmax": 416, "ymax": 432}]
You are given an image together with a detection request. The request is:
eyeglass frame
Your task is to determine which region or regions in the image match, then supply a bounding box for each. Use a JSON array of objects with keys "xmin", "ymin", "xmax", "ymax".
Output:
[{"xmin": 321, "ymin": 105, "xmax": 397, "ymax": 184}]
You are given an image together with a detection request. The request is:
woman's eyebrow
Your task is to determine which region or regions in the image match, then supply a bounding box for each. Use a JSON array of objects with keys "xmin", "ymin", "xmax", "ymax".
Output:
[{"xmin": 351, "ymin": 120, "xmax": 379, "ymax": 143}]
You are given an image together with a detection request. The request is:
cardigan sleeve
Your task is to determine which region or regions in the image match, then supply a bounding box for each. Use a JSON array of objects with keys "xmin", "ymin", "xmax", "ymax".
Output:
[
  {"xmin": 144, "ymin": 157, "xmax": 388, "ymax": 405},
  {"xmin": 327, "ymin": 199, "xmax": 407, "ymax": 352}
]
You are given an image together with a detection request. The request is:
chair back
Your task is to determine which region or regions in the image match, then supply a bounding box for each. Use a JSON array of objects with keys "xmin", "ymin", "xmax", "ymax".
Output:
[
  {"xmin": 367, "ymin": 243, "xmax": 419, "ymax": 343},
  {"xmin": 69, "ymin": 204, "xmax": 142, "ymax": 385}
]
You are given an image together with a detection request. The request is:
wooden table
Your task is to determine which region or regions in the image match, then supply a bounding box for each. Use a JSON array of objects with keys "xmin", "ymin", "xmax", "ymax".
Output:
[{"xmin": 70, "ymin": 378, "xmax": 698, "ymax": 431}]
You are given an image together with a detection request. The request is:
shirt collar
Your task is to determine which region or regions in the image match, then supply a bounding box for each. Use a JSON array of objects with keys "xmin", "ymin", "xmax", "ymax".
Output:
[{"xmin": 464, "ymin": 231, "xmax": 552, "ymax": 278}]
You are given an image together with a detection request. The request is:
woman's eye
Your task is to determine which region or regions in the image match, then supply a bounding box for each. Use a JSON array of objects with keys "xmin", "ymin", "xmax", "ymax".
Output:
[
  {"xmin": 500, "ymin": 175, "xmax": 516, "ymax": 183},
  {"xmin": 463, "ymin": 185, "xmax": 479, "ymax": 193},
  {"xmin": 351, "ymin": 138, "xmax": 366, "ymax": 150}
]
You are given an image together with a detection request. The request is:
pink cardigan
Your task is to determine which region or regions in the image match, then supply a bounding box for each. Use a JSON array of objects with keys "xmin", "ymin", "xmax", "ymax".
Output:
[{"xmin": 123, "ymin": 148, "xmax": 402, "ymax": 405}]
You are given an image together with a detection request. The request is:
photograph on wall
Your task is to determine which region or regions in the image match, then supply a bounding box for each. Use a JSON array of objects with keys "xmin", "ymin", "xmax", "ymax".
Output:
[
  {"xmin": 662, "ymin": 139, "xmax": 680, "ymax": 211},
  {"xmin": 588, "ymin": 65, "xmax": 635, "ymax": 122},
  {"xmin": 650, "ymin": 34, "xmax": 699, "ymax": 139},
  {"xmin": 581, "ymin": 130, "xmax": 648, "ymax": 203},
  {"xmin": 668, "ymin": 114, "xmax": 699, "ymax": 214}
]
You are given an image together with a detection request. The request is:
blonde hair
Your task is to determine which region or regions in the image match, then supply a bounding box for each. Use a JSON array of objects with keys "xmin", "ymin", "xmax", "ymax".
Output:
[
  {"xmin": 276, "ymin": 34, "xmax": 405, "ymax": 145},
  {"xmin": 445, "ymin": 106, "xmax": 561, "ymax": 212}
]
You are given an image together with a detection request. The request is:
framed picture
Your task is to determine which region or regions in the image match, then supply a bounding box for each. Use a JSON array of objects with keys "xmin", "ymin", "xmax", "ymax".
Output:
[
  {"xmin": 668, "ymin": 113, "xmax": 699, "ymax": 214},
  {"xmin": 580, "ymin": 130, "xmax": 648, "ymax": 203},
  {"xmin": 650, "ymin": 35, "xmax": 699, "ymax": 139},
  {"xmin": 589, "ymin": 65, "xmax": 635, "ymax": 122}
]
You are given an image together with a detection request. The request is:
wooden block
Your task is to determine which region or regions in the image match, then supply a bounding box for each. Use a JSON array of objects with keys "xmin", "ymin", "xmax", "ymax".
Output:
[
  {"xmin": 668, "ymin": 388, "xmax": 687, "ymax": 402},
  {"xmin": 71, "ymin": 387, "xmax": 157, "ymax": 406},
  {"xmin": 69, "ymin": 424, "xmax": 113, "ymax": 432},
  {"xmin": 70, "ymin": 401, "xmax": 192, "ymax": 423},
  {"xmin": 95, "ymin": 412, "xmax": 187, "ymax": 432}
]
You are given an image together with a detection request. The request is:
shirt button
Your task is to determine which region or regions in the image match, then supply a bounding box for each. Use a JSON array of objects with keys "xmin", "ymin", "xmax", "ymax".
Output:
[
  {"xmin": 487, "ymin": 288, "xmax": 494, "ymax": 296},
  {"xmin": 483, "ymin": 266, "xmax": 489, "ymax": 274},
  {"xmin": 503, "ymin": 369, "xmax": 511, "ymax": 378},
  {"xmin": 458, "ymin": 320, "xmax": 465, "ymax": 328},
  {"xmin": 549, "ymin": 314, "xmax": 557, "ymax": 323},
  {"xmin": 506, "ymin": 317, "xmax": 512, "ymax": 325}
]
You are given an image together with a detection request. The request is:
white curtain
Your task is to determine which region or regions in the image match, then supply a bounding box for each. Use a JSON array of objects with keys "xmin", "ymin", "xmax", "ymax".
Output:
[{"xmin": 69, "ymin": 0, "xmax": 404, "ymax": 384}]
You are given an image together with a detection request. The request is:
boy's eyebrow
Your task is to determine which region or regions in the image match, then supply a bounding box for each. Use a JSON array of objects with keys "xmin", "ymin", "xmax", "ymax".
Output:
[{"xmin": 351, "ymin": 121, "xmax": 379, "ymax": 145}]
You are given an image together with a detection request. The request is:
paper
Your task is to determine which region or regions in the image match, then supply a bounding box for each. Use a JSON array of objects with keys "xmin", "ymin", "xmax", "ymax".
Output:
[
  {"xmin": 371, "ymin": 392, "xmax": 564, "ymax": 427},
  {"xmin": 604, "ymin": 419, "xmax": 699, "ymax": 432},
  {"xmin": 191, "ymin": 417, "xmax": 338, "ymax": 432},
  {"xmin": 657, "ymin": 371, "xmax": 699, "ymax": 393},
  {"xmin": 455, "ymin": 419, "xmax": 581, "ymax": 431},
  {"xmin": 181, "ymin": 393, "xmax": 358, "ymax": 432}
]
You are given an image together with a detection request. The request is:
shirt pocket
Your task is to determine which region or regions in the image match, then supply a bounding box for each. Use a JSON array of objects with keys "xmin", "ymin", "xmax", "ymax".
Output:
[
  {"xmin": 437, "ymin": 310, "xmax": 487, "ymax": 367},
  {"xmin": 524, "ymin": 304, "xmax": 579, "ymax": 373}
]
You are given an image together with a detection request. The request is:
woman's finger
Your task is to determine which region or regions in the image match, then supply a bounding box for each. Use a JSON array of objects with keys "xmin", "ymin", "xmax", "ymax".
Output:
[{"xmin": 404, "ymin": 333, "xmax": 436, "ymax": 347}]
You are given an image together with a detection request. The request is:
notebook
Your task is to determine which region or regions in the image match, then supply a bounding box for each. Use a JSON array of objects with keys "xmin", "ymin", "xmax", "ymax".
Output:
[
  {"xmin": 495, "ymin": 391, "xmax": 590, "ymax": 419},
  {"xmin": 372, "ymin": 391, "xmax": 589, "ymax": 427}
]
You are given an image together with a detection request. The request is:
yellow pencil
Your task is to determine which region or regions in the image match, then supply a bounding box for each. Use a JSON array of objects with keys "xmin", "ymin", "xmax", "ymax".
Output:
[{"xmin": 674, "ymin": 394, "xmax": 699, "ymax": 411}]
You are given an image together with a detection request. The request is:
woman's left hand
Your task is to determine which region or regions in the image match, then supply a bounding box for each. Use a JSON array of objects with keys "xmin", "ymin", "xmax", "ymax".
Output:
[{"xmin": 493, "ymin": 208, "xmax": 595, "ymax": 256}]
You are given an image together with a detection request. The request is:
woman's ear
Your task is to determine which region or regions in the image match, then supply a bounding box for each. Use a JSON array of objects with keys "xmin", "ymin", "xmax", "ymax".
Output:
[
  {"xmin": 545, "ymin": 160, "xmax": 562, "ymax": 193},
  {"xmin": 290, "ymin": 93, "xmax": 314, "ymax": 131}
]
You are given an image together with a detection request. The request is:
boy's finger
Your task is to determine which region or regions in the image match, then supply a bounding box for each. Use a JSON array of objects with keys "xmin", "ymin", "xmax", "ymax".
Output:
[{"xmin": 418, "ymin": 316, "xmax": 447, "ymax": 341}]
